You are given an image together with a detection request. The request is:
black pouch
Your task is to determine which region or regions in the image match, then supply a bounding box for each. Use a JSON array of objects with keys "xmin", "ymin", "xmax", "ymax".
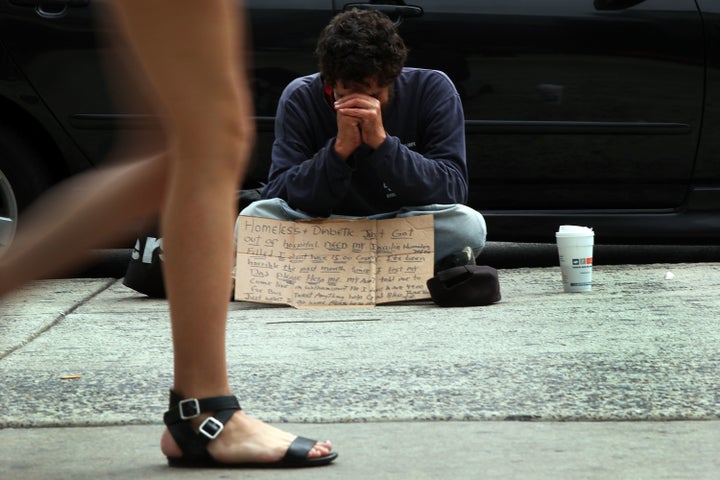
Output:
[
  {"xmin": 122, "ymin": 235, "xmax": 166, "ymax": 298},
  {"xmin": 426, "ymin": 265, "xmax": 501, "ymax": 307}
]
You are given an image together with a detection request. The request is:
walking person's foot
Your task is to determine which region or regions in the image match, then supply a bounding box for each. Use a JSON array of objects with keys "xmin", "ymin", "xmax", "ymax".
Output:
[{"xmin": 161, "ymin": 392, "xmax": 336, "ymax": 468}]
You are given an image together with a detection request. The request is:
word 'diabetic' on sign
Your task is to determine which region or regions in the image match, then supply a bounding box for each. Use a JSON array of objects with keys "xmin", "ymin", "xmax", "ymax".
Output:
[{"xmin": 234, "ymin": 215, "xmax": 434, "ymax": 308}]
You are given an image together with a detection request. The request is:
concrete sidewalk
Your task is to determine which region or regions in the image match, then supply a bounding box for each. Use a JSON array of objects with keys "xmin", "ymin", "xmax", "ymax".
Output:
[{"xmin": 1, "ymin": 263, "xmax": 719, "ymax": 478}]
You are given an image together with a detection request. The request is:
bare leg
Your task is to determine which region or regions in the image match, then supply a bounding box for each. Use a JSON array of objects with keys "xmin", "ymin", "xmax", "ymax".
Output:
[
  {"xmin": 110, "ymin": 0, "xmax": 332, "ymax": 464},
  {"xmin": 0, "ymin": 0, "xmax": 333, "ymax": 466},
  {"xmin": 0, "ymin": 156, "xmax": 166, "ymax": 296}
]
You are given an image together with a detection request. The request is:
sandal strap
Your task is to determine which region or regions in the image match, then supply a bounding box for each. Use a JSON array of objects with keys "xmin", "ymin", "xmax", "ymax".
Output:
[
  {"xmin": 163, "ymin": 390, "xmax": 242, "ymax": 461},
  {"xmin": 164, "ymin": 392, "xmax": 240, "ymax": 425},
  {"xmin": 283, "ymin": 436, "xmax": 321, "ymax": 464}
]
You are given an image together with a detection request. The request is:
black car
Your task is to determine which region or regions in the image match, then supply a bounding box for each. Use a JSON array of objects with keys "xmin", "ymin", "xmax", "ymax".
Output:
[{"xmin": 1, "ymin": 0, "xmax": 720, "ymax": 250}]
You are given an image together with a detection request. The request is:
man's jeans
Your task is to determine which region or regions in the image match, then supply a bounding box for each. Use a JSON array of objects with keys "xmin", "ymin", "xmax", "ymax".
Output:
[{"xmin": 239, "ymin": 198, "xmax": 487, "ymax": 263}]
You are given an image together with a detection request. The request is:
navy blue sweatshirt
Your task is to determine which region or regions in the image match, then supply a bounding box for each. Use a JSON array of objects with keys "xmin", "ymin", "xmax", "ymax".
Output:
[{"xmin": 262, "ymin": 67, "xmax": 468, "ymax": 217}]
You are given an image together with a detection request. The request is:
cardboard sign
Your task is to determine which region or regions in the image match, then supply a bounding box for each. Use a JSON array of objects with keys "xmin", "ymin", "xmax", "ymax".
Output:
[{"xmin": 235, "ymin": 215, "xmax": 434, "ymax": 308}]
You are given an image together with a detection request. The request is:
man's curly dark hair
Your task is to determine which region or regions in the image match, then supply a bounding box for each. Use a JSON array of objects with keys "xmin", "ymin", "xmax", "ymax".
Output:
[{"xmin": 316, "ymin": 9, "xmax": 408, "ymax": 87}]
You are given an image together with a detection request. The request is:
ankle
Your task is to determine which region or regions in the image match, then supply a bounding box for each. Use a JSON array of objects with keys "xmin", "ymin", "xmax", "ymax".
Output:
[{"xmin": 171, "ymin": 384, "xmax": 232, "ymax": 401}]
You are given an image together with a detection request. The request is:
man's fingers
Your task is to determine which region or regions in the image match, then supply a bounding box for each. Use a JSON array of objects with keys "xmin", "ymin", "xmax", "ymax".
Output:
[
  {"xmin": 336, "ymin": 109, "xmax": 363, "ymax": 121},
  {"xmin": 337, "ymin": 111, "xmax": 361, "ymax": 126},
  {"xmin": 335, "ymin": 94, "xmax": 380, "ymax": 110}
]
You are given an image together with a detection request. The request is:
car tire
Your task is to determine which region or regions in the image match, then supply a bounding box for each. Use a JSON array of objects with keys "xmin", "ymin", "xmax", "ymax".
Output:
[{"xmin": 0, "ymin": 125, "xmax": 54, "ymax": 253}]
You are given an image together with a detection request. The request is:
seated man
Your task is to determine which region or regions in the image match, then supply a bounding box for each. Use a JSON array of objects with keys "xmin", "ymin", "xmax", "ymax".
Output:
[{"xmin": 241, "ymin": 8, "xmax": 486, "ymax": 272}]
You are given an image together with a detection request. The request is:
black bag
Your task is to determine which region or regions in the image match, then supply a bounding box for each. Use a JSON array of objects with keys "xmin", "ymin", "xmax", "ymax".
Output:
[
  {"xmin": 123, "ymin": 235, "xmax": 166, "ymax": 298},
  {"xmin": 426, "ymin": 265, "xmax": 501, "ymax": 307}
]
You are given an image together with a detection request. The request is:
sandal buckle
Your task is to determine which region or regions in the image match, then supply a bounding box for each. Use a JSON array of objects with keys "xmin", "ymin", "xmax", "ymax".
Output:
[
  {"xmin": 199, "ymin": 416, "xmax": 224, "ymax": 440},
  {"xmin": 178, "ymin": 398, "xmax": 201, "ymax": 420}
]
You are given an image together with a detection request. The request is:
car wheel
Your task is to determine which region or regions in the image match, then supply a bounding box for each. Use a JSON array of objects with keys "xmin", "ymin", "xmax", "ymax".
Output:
[
  {"xmin": 0, "ymin": 127, "xmax": 54, "ymax": 254},
  {"xmin": 0, "ymin": 168, "xmax": 17, "ymax": 253}
]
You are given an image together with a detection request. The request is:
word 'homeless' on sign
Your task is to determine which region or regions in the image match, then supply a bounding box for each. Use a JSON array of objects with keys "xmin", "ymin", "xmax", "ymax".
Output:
[{"xmin": 235, "ymin": 215, "xmax": 434, "ymax": 308}]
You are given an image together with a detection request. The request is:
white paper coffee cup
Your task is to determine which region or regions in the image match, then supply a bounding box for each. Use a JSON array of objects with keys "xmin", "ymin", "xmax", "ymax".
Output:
[{"xmin": 555, "ymin": 225, "xmax": 594, "ymax": 293}]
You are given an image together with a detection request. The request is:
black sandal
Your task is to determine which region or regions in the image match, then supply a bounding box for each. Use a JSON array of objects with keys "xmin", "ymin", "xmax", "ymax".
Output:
[{"xmin": 163, "ymin": 390, "xmax": 338, "ymax": 468}]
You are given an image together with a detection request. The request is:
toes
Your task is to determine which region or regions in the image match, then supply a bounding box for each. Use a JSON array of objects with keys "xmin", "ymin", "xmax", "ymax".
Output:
[{"xmin": 309, "ymin": 441, "xmax": 333, "ymax": 458}]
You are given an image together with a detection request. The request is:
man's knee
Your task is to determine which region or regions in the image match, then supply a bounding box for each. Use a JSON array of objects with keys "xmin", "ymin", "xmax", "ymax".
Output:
[
  {"xmin": 432, "ymin": 204, "xmax": 487, "ymax": 260},
  {"xmin": 453, "ymin": 205, "xmax": 487, "ymax": 247},
  {"xmin": 239, "ymin": 198, "xmax": 284, "ymax": 218}
]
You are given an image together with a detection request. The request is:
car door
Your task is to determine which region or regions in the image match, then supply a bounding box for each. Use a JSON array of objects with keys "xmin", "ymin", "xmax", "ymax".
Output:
[
  {"xmin": 0, "ymin": 0, "xmax": 335, "ymax": 187},
  {"xmin": 332, "ymin": 0, "xmax": 704, "ymax": 216},
  {"xmin": 0, "ymin": 0, "xmax": 112, "ymax": 173}
]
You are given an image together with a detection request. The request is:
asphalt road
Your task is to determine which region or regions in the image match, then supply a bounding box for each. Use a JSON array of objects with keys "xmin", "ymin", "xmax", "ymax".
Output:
[{"xmin": 71, "ymin": 242, "xmax": 720, "ymax": 279}]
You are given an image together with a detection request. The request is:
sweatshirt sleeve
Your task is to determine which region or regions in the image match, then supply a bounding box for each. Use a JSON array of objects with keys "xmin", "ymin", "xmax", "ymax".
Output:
[
  {"xmin": 368, "ymin": 71, "xmax": 468, "ymax": 205},
  {"xmin": 261, "ymin": 80, "xmax": 351, "ymax": 216}
]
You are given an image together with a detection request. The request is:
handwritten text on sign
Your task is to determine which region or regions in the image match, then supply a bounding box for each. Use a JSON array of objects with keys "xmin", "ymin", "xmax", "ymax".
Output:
[{"xmin": 234, "ymin": 215, "xmax": 434, "ymax": 308}]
